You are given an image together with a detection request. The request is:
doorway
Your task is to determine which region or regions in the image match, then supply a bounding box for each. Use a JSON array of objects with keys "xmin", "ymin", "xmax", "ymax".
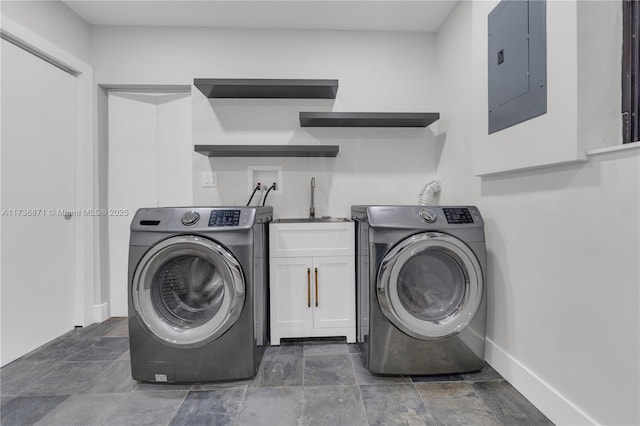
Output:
[{"xmin": 107, "ymin": 90, "xmax": 192, "ymax": 316}]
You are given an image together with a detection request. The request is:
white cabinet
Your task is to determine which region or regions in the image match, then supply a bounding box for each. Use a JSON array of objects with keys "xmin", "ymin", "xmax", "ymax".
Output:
[{"xmin": 269, "ymin": 222, "xmax": 355, "ymax": 344}]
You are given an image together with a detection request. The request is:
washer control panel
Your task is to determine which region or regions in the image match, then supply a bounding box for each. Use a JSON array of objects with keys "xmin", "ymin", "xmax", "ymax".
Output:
[
  {"xmin": 208, "ymin": 209, "xmax": 241, "ymax": 227},
  {"xmin": 443, "ymin": 208, "xmax": 474, "ymax": 224}
]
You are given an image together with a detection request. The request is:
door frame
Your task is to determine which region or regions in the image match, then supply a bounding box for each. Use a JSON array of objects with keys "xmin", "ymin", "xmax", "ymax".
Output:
[
  {"xmin": 101, "ymin": 86, "xmax": 191, "ymax": 317},
  {"xmin": 0, "ymin": 17, "xmax": 97, "ymax": 326}
]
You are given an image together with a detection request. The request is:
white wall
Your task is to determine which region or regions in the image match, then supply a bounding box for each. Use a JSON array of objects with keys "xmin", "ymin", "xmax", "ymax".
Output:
[
  {"xmin": 90, "ymin": 26, "xmax": 441, "ymax": 218},
  {"xmin": 471, "ymin": 1, "xmax": 623, "ymax": 176},
  {"xmin": 473, "ymin": 1, "xmax": 581, "ymax": 175},
  {"xmin": 437, "ymin": 2, "xmax": 639, "ymax": 425},
  {"xmin": 0, "ymin": 0, "xmax": 91, "ymax": 63}
]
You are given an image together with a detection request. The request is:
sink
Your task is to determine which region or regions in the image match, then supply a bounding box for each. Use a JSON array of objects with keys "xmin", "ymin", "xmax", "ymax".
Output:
[{"xmin": 273, "ymin": 217, "xmax": 351, "ymax": 223}]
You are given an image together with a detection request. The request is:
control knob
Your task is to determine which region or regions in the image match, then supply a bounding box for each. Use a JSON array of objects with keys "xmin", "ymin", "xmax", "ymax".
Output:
[
  {"xmin": 181, "ymin": 211, "xmax": 200, "ymax": 226},
  {"xmin": 419, "ymin": 208, "xmax": 437, "ymax": 224}
]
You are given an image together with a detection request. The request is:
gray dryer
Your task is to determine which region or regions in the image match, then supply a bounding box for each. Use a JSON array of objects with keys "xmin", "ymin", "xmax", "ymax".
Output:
[{"xmin": 352, "ymin": 205, "xmax": 486, "ymax": 375}]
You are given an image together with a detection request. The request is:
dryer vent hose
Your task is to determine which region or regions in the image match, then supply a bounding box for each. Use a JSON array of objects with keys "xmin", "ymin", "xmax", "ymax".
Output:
[{"xmin": 419, "ymin": 180, "xmax": 442, "ymax": 206}]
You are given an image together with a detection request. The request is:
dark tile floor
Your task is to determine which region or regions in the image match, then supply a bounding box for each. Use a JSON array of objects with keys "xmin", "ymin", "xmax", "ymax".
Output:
[{"xmin": 0, "ymin": 317, "xmax": 553, "ymax": 425}]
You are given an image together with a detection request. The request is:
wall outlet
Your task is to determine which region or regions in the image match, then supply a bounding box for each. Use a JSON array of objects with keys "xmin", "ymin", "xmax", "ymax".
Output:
[{"xmin": 201, "ymin": 171, "xmax": 217, "ymax": 187}]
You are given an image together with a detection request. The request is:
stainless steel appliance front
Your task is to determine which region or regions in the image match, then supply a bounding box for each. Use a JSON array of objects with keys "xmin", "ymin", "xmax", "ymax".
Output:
[
  {"xmin": 352, "ymin": 205, "xmax": 487, "ymax": 375},
  {"xmin": 128, "ymin": 206, "xmax": 272, "ymax": 383}
]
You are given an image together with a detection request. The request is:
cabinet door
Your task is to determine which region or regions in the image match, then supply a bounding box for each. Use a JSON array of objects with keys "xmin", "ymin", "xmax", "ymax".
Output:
[
  {"xmin": 270, "ymin": 257, "xmax": 314, "ymax": 334},
  {"xmin": 312, "ymin": 256, "xmax": 355, "ymax": 329}
]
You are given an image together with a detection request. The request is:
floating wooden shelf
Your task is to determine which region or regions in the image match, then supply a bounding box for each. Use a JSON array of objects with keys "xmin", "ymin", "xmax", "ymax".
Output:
[
  {"xmin": 299, "ymin": 112, "xmax": 440, "ymax": 127},
  {"xmin": 194, "ymin": 145, "xmax": 339, "ymax": 157},
  {"xmin": 194, "ymin": 79, "xmax": 339, "ymax": 99}
]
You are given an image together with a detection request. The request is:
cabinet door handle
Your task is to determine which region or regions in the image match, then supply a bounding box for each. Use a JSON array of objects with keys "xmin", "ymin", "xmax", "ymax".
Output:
[
  {"xmin": 315, "ymin": 267, "xmax": 319, "ymax": 307},
  {"xmin": 307, "ymin": 267, "xmax": 311, "ymax": 308}
]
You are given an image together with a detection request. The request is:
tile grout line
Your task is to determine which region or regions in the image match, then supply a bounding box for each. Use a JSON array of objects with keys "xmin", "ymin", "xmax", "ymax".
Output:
[
  {"xmin": 466, "ymin": 380, "xmax": 503, "ymax": 425},
  {"xmin": 231, "ymin": 384, "xmax": 249, "ymax": 426},
  {"xmin": 300, "ymin": 341, "xmax": 306, "ymax": 425},
  {"xmin": 163, "ymin": 388, "xmax": 190, "ymax": 426},
  {"xmin": 302, "ymin": 344, "xmax": 306, "ymax": 388},
  {"xmin": 412, "ymin": 379, "xmax": 449, "ymax": 426},
  {"xmin": 348, "ymin": 352, "xmax": 372, "ymax": 426}
]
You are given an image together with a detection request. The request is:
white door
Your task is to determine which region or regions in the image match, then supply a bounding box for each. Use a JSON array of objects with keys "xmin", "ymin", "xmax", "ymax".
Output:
[
  {"xmin": 108, "ymin": 91, "xmax": 192, "ymax": 316},
  {"xmin": 269, "ymin": 257, "xmax": 314, "ymax": 343},
  {"xmin": 1, "ymin": 39, "xmax": 77, "ymax": 365},
  {"xmin": 312, "ymin": 256, "xmax": 355, "ymax": 329}
]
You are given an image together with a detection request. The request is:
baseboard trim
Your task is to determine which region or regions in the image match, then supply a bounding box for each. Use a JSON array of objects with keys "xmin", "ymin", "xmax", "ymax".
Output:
[
  {"xmin": 485, "ymin": 338, "xmax": 598, "ymax": 425},
  {"xmin": 93, "ymin": 303, "xmax": 109, "ymax": 323}
]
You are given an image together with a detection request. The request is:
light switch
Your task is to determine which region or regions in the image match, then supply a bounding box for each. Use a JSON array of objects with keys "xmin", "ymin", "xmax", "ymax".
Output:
[{"xmin": 201, "ymin": 171, "xmax": 217, "ymax": 188}]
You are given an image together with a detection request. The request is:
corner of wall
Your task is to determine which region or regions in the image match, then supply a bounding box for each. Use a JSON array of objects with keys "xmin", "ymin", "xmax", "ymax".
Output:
[{"xmin": 485, "ymin": 338, "xmax": 598, "ymax": 425}]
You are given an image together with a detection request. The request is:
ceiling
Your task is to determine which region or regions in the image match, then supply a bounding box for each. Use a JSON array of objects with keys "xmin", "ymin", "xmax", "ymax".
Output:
[{"xmin": 62, "ymin": 1, "xmax": 458, "ymax": 33}]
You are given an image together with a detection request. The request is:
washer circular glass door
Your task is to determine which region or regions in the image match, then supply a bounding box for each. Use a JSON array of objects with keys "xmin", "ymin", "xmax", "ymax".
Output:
[
  {"xmin": 132, "ymin": 235, "xmax": 245, "ymax": 347},
  {"xmin": 377, "ymin": 232, "xmax": 483, "ymax": 340}
]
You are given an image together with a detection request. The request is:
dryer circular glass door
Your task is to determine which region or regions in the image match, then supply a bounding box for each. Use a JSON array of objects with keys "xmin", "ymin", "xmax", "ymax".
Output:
[
  {"xmin": 377, "ymin": 232, "xmax": 483, "ymax": 340},
  {"xmin": 132, "ymin": 235, "xmax": 245, "ymax": 347}
]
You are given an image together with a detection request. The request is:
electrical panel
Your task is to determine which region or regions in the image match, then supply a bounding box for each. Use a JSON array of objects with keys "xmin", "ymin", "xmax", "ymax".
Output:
[{"xmin": 488, "ymin": 0, "xmax": 547, "ymax": 134}]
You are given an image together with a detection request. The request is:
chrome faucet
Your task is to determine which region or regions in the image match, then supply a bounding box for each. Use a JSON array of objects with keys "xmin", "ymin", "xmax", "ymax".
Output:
[{"xmin": 309, "ymin": 177, "xmax": 316, "ymax": 219}]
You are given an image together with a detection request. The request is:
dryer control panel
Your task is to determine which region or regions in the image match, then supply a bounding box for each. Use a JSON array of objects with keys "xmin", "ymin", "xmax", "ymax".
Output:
[
  {"xmin": 443, "ymin": 208, "xmax": 474, "ymax": 224},
  {"xmin": 208, "ymin": 209, "xmax": 241, "ymax": 227}
]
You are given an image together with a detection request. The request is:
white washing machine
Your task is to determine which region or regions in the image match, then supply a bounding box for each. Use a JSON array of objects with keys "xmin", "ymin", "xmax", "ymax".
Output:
[
  {"xmin": 128, "ymin": 206, "xmax": 272, "ymax": 383},
  {"xmin": 351, "ymin": 205, "xmax": 486, "ymax": 375}
]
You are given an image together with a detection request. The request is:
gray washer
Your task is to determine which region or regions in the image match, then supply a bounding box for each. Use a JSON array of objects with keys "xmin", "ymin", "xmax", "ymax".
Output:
[
  {"xmin": 351, "ymin": 205, "xmax": 486, "ymax": 375},
  {"xmin": 128, "ymin": 206, "xmax": 272, "ymax": 383}
]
